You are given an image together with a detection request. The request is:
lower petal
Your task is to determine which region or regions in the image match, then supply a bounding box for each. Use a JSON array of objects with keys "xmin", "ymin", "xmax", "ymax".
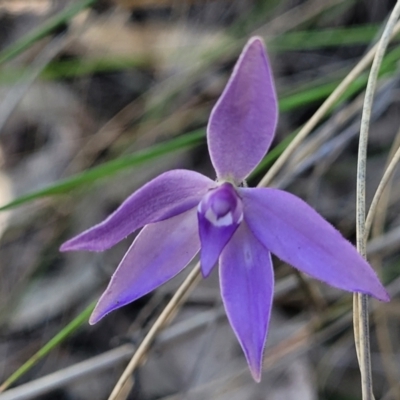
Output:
[
  {"xmin": 220, "ymin": 222, "xmax": 274, "ymax": 382},
  {"xmin": 241, "ymin": 188, "xmax": 389, "ymax": 302},
  {"xmin": 90, "ymin": 207, "xmax": 200, "ymax": 324}
]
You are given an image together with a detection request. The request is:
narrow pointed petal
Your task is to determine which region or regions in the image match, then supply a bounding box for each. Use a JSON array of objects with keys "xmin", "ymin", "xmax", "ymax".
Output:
[
  {"xmin": 90, "ymin": 208, "xmax": 199, "ymax": 324},
  {"xmin": 61, "ymin": 170, "xmax": 214, "ymax": 252},
  {"xmin": 242, "ymin": 188, "xmax": 389, "ymax": 302},
  {"xmin": 220, "ymin": 222, "xmax": 274, "ymax": 381},
  {"xmin": 207, "ymin": 37, "xmax": 278, "ymax": 183},
  {"xmin": 197, "ymin": 183, "xmax": 243, "ymax": 276}
]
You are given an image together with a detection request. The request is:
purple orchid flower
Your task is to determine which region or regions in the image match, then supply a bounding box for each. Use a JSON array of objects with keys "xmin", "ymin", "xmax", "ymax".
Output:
[{"xmin": 61, "ymin": 37, "xmax": 389, "ymax": 381}]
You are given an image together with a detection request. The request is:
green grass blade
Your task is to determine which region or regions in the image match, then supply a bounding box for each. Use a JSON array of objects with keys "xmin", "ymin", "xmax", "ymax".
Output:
[
  {"xmin": 41, "ymin": 57, "xmax": 149, "ymax": 79},
  {"xmin": 270, "ymin": 24, "xmax": 383, "ymax": 51},
  {"xmin": 0, "ymin": 301, "xmax": 96, "ymax": 392},
  {"xmin": 0, "ymin": 24, "xmax": 390, "ymax": 83},
  {"xmin": 0, "ymin": 129, "xmax": 205, "ymax": 211},
  {"xmin": 280, "ymin": 43, "xmax": 400, "ymax": 111},
  {"xmin": 0, "ymin": 0, "xmax": 97, "ymax": 66}
]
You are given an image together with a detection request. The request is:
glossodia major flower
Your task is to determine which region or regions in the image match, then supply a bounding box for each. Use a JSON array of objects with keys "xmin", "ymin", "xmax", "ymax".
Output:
[{"xmin": 61, "ymin": 37, "xmax": 389, "ymax": 382}]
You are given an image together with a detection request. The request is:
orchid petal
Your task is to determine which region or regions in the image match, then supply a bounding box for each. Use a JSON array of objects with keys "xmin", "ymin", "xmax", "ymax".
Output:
[
  {"xmin": 220, "ymin": 222, "xmax": 274, "ymax": 381},
  {"xmin": 197, "ymin": 183, "xmax": 243, "ymax": 276},
  {"xmin": 89, "ymin": 207, "xmax": 199, "ymax": 324},
  {"xmin": 241, "ymin": 188, "xmax": 389, "ymax": 302},
  {"xmin": 61, "ymin": 170, "xmax": 213, "ymax": 252},
  {"xmin": 207, "ymin": 37, "xmax": 278, "ymax": 183}
]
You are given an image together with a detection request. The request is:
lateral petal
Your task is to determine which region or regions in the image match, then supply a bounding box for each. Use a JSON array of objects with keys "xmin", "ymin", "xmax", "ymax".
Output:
[
  {"xmin": 89, "ymin": 207, "xmax": 199, "ymax": 324},
  {"xmin": 242, "ymin": 188, "xmax": 389, "ymax": 302},
  {"xmin": 207, "ymin": 37, "xmax": 278, "ymax": 183},
  {"xmin": 61, "ymin": 170, "xmax": 214, "ymax": 252},
  {"xmin": 220, "ymin": 222, "xmax": 274, "ymax": 381}
]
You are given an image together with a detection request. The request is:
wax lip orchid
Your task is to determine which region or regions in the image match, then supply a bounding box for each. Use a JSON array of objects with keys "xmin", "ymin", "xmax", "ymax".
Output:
[{"xmin": 61, "ymin": 37, "xmax": 389, "ymax": 381}]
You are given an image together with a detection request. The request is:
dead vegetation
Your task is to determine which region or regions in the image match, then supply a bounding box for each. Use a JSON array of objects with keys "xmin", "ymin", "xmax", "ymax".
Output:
[{"xmin": 0, "ymin": 1, "xmax": 400, "ymax": 399}]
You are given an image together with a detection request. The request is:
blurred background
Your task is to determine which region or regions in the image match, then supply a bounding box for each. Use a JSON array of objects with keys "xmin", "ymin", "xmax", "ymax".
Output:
[{"xmin": 0, "ymin": 0, "xmax": 400, "ymax": 399}]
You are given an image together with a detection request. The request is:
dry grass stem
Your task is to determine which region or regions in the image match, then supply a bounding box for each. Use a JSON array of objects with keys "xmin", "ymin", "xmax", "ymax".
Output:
[
  {"xmin": 364, "ymin": 130, "xmax": 400, "ymax": 239},
  {"xmin": 0, "ymin": 9, "xmax": 92, "ymax": 136},
  {"xmin": 259, "ymin": 19, "xmax": 400, "ymax": 188},
  {"xmin": 370, "ymin": 127, "xmax": 400, "ymax": 399},
  {"xmin": 354, "ymin": 2, "xmax": 400, "ymax": 399},
  {"xmin": 107, "ymin": 264, "xmax": 202, "ymax": 400},
  {"xmin": 367, "ymin": 224, "xmax": 400, "ymax": 256},
  {"xmin": 274, "ymin": 81, "xmax": 396, "ymax": 189},
  {"xmin": 0, "ymin": 35, "xmax": 66, "ymax": 134}
]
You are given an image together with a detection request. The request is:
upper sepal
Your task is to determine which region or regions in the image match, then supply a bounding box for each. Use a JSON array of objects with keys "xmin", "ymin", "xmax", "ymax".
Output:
[
  {"xmin": 207, "ymin": 37, "xmax": 278, "ymax": 183},
  {"xmin": 60, "ymin": 170, "xmax": 214, "ymax": 252}
]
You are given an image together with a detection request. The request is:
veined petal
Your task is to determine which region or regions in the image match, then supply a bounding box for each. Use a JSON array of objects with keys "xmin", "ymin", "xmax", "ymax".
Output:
[
  {"xmin": 61, "ymin": 170, "xmax": 214, "ymax": 252},
  {"xmin": 220, "ymin": 222, "xmax": 274, "ymax": 382},
  {"xmin": 241, "ymin": 188, "xmax": 389, "ymax": 302},
  {"xmin": 207, "ymin": 37, "xmax": 278, "ymax": 183},
  {"xmin": 197, "ymin": 182, "xmax": 243, "ymax": 276},
  {"xmin": 90, "ymin": 207, "xmax": 199, "ymax": 324}
]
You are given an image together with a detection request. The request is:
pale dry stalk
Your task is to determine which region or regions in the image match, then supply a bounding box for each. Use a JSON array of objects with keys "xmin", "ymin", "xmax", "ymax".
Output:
[{"xmin": 354, "ymin": 2, "xmax": 400, "ymax": 399}]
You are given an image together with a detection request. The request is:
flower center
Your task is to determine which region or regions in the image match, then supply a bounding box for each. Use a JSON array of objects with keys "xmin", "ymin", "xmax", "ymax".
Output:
[{"xmin": 198, "ymin": 182, "xmax": 243, "ymax": 227}]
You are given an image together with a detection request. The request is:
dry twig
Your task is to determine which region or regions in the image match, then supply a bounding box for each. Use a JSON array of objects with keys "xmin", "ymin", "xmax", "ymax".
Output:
[{"xmin": 354, "ymin": 2, "xmax": 400, "ymax": 399}]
